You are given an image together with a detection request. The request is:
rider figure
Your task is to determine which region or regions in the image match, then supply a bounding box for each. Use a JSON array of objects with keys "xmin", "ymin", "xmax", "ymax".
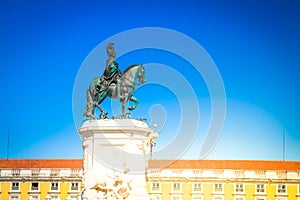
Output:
[
  {"xmin": 97, "ymin": 42, "xmax": 122, "ymax": 95},
  {"xmin": 103, "ymin": 42, "xmax": 121, "ymax": 84}
]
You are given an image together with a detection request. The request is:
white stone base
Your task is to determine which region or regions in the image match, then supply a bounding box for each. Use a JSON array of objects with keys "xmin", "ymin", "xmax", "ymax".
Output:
[{"xmin": 79, "ymin": 119, "xmax": 157, "ymax": 200}]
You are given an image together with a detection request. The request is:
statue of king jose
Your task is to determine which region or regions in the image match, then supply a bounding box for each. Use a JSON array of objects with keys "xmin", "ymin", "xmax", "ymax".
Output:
[{"xmin": 83, "ymin": 42, "xmax": 146, "ymax": 119}]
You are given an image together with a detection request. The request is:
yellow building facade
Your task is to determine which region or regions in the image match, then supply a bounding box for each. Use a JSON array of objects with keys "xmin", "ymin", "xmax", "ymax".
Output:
[
  {"xmin": 1, "ymin": 159, "xmax": 300, "ymax": 200},
  {"xmin": 0, "ymin": 159, "xmax": 82, "ymax": 200},
  {"xmin": 147, "ymin": 160, "xmax": 300, "ymax": 200}
]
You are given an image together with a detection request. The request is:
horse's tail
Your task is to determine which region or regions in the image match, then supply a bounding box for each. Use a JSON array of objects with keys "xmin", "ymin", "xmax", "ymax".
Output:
[{"xmin": 83, "ymin": 90, "xmax": 92, "ymax": 117}]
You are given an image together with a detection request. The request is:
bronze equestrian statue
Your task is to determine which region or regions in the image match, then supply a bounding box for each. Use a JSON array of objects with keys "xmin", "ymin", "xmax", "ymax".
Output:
[{"xmin": 83, "ymin": 43, "xmax": 146, "ymax": 119}]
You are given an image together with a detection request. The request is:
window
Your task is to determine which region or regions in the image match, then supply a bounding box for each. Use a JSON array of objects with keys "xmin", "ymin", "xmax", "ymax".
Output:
[
  {"xmin": 192, "ymin": 196, "xmax": 203, "ymax": 200},
  {"xmin": 171, "ymin": 196, "xmax": 182, "ymax": 200},
  {"xmin": 10, "ymin": 196, "xmax": 19, "ymax": 200},
  {"xmin": 277, "ymin": 184, "xmax": 286, "ymax": 193},
  {"xmin": 29, "ymin": 195, "xmax": 39, "ymax": 200},
  {"xmin": 150, "ymin": 195, "xmax": 161, "ymax": 200},
  {"xmin": 11, "ymin": 182, "xmax": 19, "ymax": 191},
  {"xmin": 71, "ymin": 183, "xmax": 79, "ymax": 191},
  {"xmin": 31, "ymin": 182, "xmax": 39, "ymax": 191},
  {"xmin": 50, "ymin": 196, "xmax": 59, "ymax": 200},
  {"xmin": 213, "ymin": 197, "xmax": 223, "ymax": 200},
  {"xmin": 193, "ymin": 183, "xmax": 202, "ymax": 192},
  {"xmin": 256, "ymin": 184, "xmax": 265, "ymax": 193},
  {"xmin": 235, "ymin": 198, "xmax": 244, "ymax": 200},
  {"xmin": 51, "ymin": 182, "xmax": 59, "ymax": 191},
  {"xmin": 235, "ymin": 183, "xmax": 244, "ymax": 193},
  {"xmin": 68, "ymin": 196, "xmax": 78, "ymax": 200},
  {"xmin": 151, "ymin": 182, "xmax": 160, "ymax": 191},
  {"xmin": 172, "ymin": 183, "xmax": 181, "ymax": 192},
  {"xmin": 214, "ymin": 183, "xmax": 223, "ymax": 192}
]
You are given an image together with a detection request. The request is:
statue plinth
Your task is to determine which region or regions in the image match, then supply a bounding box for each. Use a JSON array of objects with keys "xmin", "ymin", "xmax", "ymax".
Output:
[{"xmin": 79, "ymin": 119, "xmax": 157, "ymax": 200}]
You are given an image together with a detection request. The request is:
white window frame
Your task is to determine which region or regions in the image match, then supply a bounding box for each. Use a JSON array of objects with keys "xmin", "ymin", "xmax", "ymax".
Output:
[
  {"xmin": 29, "ymin": 195, "xmax": 39, "ymax": 200},
  {"xmin": 256, "ymin": 184, "xmax": 265, "ymax": 193},
  {"xmin": 11, "ymin": 182, "xmax": 20, "ymax": 191},
  {"xmin": 192, "ymin": 183, "xmax": 202, "ymax": 193},
  {"xmin": 277, "ymin": 184, "xmax": 286, "ymax": 194},
  {"xmin": 192, "ymin": 195, "xmax": 203, "ymax": 200},
  {"xmin": 214, "ymin": 183, "xmax": 223, "ymax": 193},
  {"xmin": 171, "ymin": 182, "xmax": 182, "ymax": 193},
  {"xmin": 70, "ymin": 182, "xmax": 79, "ymax": 191},
  {"xmin": 150, "ymin": 194, "xmax": 161, "ymax": 200},
  {"xmin": 235, "ymin": 183, "xmax": 244, "ymax": 193},
  {"xmin": 10, "ymin": 195, "xmax": 20, "ymax": 200},
  {"xmin": 171, "ymin": 196, "xmax": 182, "ymax": 200},
  {"xmin": 255, "ymin": 197, "xmax": 266, "ymax": 200},
  {"xmin": 50, "ymin": 196, "xmax": 60, "ymax": 200},
  {"xmin": 150, "ymin": 182, "xmax": 161, "ymax": 193},
  {"xmin": 213, "ymin": 197, "xmax": 223, "ymax": 200},
  {"xmin": 31, "ymin": 182, "xmax": 39, "ymax": 191},
  {"xmin": 67, "ymin": 196, "xmax": 79, "ymax": 200},
  {"xmin": 50, "ymin": 182, "xmax": 59, "ymax": 191},
  {"xmin": 234, "ymin": 197, "xmax": 245, "ymax": 200}
]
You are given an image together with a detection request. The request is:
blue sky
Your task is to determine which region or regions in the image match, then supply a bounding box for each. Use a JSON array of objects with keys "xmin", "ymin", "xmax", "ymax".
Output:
[{"xmin": 0, "ymin": 0, "xmax": 299, "ymax": 160}]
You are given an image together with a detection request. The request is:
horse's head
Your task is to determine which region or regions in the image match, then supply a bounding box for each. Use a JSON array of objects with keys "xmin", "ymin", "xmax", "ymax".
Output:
[
  {"xmin": 122, "ymin": 64, "xmax": 146, "ymax": 86},
  {"xmin": 137, "ymin": 64, "xmax": 146, "ymax": 84}
]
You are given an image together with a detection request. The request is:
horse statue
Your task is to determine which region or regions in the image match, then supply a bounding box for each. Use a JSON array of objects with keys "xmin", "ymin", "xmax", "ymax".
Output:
[{"xmin": 83, "ymin": 64, "xmax": 146, "ymax": 119}]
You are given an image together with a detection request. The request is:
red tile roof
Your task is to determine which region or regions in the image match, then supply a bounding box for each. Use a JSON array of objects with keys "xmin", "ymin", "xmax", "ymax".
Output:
[
  {"xmin": 148, "ymin": 160, "xmax": 300, "ymax": 171},
  {"xmin": 0, "ymin": 159, "xmax": 83, "ymax": 169},
  {"xmin": 1, "ymin": 159, "xmax": 299, "ymax": 171}
]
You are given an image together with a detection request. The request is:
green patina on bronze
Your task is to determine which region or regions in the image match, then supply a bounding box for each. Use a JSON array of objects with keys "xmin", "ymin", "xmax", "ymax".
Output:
[{"xmin": 83, "ymin": 43, "xmax": 146, "ymax": 120}]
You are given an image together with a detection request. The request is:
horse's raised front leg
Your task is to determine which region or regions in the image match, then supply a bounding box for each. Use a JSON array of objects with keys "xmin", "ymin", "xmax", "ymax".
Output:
[
  {"xmin": 121, "ymin": 94, "xmax": 133, "ymax": 118},
  {"xmin": 128, "ymin": 96, "xmax": 138, "ymax": 111}
]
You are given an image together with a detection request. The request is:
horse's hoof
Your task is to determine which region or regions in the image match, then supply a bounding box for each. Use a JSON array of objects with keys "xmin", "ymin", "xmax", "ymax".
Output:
[
  {"xmin": 128, "ymin": 106, "xmax": 135, "ymax": 111},
  {"xmin": 100, "ymin": 112, "xmax": 108, "ymax": 119}
]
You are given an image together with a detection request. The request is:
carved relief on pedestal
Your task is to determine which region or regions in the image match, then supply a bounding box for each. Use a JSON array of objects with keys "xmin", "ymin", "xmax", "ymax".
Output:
[{"xmin": 90, "ymin": 169, "xmax": 132, "ymax": 199}]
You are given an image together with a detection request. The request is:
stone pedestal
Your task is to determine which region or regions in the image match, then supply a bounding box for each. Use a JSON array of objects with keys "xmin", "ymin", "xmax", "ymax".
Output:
[{"xmin": 78, "ymin": 119, "xmax": 157, "ymax": 200}]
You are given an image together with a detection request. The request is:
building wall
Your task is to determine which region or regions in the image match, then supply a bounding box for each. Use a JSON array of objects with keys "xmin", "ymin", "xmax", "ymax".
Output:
[
  {"xmin": 0, "ymin": 159, "xmax": 83, "ymax": 200},
  {"xmin": 1, "ymin": 159, "xmax": 300, "ymax": 200},
  {"xmin": 0, "ymin": 181, "xmax": 82, "ymax": 200},
  {"xmin": 147, "ymin": 181, "xmax": 300, "ymax": 200},
  {"xmin": 147, "ymin": 160, "xmax": 300, "ymax": 200}
]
